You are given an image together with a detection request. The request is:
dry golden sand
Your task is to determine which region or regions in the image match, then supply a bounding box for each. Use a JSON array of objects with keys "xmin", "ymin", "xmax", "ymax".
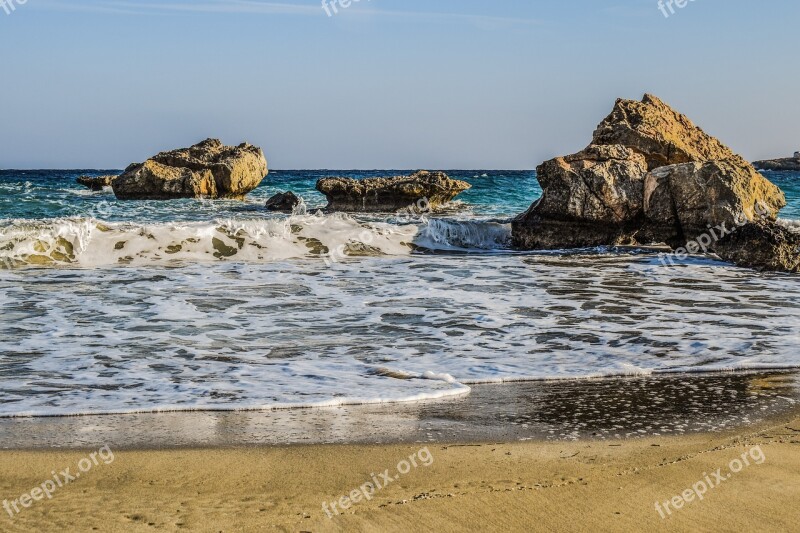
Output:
[{"xmin": 1, "ymin": 414, "xmax": 799, "ymax": 532}]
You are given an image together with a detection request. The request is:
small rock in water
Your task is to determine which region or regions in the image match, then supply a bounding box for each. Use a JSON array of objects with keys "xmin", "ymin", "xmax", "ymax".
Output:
[
  {"xmin": 265, "ymin": 191, "xmax": 300, "ymax": 212},
  {"xmin": 76, "ymin": 175, "xmax": 117, "ymax": 191}
]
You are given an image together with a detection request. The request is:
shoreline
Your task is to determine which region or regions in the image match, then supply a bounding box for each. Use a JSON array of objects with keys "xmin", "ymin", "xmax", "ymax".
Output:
[
  {"xmin": 1, "ymin": 413, "xmax": 799, "ymax": 531},
  {"xmin": 2, "ymin": 371, "xmax": 798, "ymax": 451}
]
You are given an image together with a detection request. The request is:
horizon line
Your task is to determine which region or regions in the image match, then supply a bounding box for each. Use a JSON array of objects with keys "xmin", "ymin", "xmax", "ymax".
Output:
[{"xmin": 0, "ymin": 167, "xmax": 538, "ymax": 172}]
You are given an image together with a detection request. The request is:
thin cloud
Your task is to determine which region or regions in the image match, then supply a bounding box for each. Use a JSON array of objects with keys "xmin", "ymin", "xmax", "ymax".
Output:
[{"xmin": 35, "ymin": 0, "xmax": 540, "ymax": 26}]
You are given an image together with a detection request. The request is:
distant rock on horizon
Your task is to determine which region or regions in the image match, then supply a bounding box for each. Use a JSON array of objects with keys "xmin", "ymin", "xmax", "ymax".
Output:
[
  {"xmin": 112, "ymin": 139, "xmax": 267, "ymax": 200},
  {"xmin": 753, "ymin": 154, "xmax": 800, "ymax": 171}
]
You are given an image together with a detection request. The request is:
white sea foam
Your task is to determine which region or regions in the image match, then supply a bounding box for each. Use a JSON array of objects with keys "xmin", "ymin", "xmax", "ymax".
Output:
[
  {"xmin": 1, "ymin": 254, "xmax": 798, "ymax": 418},
  {"xmin": 0, "ymin": 214, "xmax": 521, "ymax": 269},
  {"xmin": 414, "ymin": 219, "xmax": 511, "ymax": 251},
  {"xmin": 65, "ymin": 186, "xmax": 114, "ymax": 196},
  {"xmin": 778, "ymin": 218, "xmax": 800, "ymax": 233}
]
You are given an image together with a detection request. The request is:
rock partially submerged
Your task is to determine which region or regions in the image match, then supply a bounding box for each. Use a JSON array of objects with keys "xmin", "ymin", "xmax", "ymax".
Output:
[
  {"xmin": 112, "ymin": 139, "xmax": 267, "ymax": 200},
  {"xmin": 512, "ymin": 145, "xmax": 648, "ymax": 249},
  {"xmin": 316, "ymin": 171, "xmax": 471, "ymax": 212},
  {"xmin": 513, "ymin": 94, "xmax": 796, "ymax": 272},
  {"xmin": 714, "ymin": 223, "xmax": 800, "ymax": 273},
  {"xmin": 76, "ymin": 175, "xmax": 117, "ymax": 191},
  {"xmin": 265, "ymin": 191, "xmax": 301, "ymax": 212},
  {"xmin": 752, "ymin": 156, "xmax": 800, "ymax": 172}
]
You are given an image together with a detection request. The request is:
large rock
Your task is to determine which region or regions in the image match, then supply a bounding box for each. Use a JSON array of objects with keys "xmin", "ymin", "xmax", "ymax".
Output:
[
  {"xmin": 316, "ymin": 171, "xmax": 471, "ymax": 212},
  {"xmin": 512, "ymin": 94, "xmax": 796, "ymax": 272},
  {"xmin": 112, "ymin": 139, "xmax": 267, "ymax": 200},
  {"xmin": 592, "ymin": 94, "xmax": 737, "ymax": 170},
  {"xmin": 76, "ymin": 175, "xmax": 117, "ymax": 191},
  {"xmin": 512, "ymin": 145, "xmax": 648, "ymax": 249}
]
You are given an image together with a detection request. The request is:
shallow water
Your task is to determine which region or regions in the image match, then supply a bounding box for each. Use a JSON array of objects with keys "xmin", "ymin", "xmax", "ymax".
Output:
[
  {"xmin": 1, "ymin": 372, "xmax": 797, "ymax": 448},
  {"xmin": 0, "ymin": 170, "xmax": 798, "ymax": 418}
]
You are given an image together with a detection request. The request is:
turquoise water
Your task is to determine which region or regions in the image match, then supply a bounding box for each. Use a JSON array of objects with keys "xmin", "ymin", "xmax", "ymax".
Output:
[
  {"xmin": 0, "ymin": 169, "xmax": 798, "ymax": 418},
  {"xmin": 0, "ymin": 170, "xmax": 542, "ymax": 223},
  {"xmin": 2, "ymin": 168, "xmax": 797, "ymax": 222},
  {"xmin": 761, "ymin": 171, "xmax": 800, "ymax": 219}
]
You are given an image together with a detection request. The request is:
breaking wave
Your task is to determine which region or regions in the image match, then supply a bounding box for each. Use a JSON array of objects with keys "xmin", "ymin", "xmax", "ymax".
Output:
[
  {"xmin": 0, "ymin": 213, "xmax": 515, "ymax": 268},
  {"xmin": 778, "ymin": 218, "xmax": 800, "ymax": 233}
]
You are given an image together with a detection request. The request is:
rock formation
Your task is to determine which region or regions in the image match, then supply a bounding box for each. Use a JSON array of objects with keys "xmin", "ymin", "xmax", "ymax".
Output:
[
  {"xmin": 265, "ymin": 191, "xmax": 301, "ymax": 212},
  {"xmin": 512, "ymin": 94, "xmax": 798, "ymax": 272},
  {"xmin": 714, "ymin": 223, "xmax": 800, "ymax": 272},
  {"xmin": 316, "ymin": 171, "xmax": 471, "ymax": 212},
  {"xmin": 753, "ymin": 156, "xmax": 800, "ymax": 172},
  {"xmin": 76, "ymin": 175, "xmax": 117, "ymax": 191},
  {"xmin": 112, "ymin": 139, "xmax": 267, "ymax": 200}
]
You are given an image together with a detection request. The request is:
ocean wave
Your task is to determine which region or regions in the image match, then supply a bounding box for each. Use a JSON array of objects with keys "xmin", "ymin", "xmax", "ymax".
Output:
[
  {"xmin": 1, "ymin": 255, "xmax": 798, "ymax": 418},
  {"xmin": 64, "ymin": 186, "xmax": 114, "ymax": 196},
  {"xmin": 414, "ymin": 218, "xmax": 512, "ymax": 251},
  {"xmin": 778, "ymin": 218, "xmax": 800, "ymax": 233},
  {"xmin": 0, "ymin": 361, "xmax": 472, "ymax": 419},
  {"xmin": 0, "ymin": 213, "xmax": 517, "ymax": 268}
]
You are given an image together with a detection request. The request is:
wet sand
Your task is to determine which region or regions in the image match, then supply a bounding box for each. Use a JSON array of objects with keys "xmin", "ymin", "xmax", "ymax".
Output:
[
  {"xmin": 1, "ymin": 372, "xmax": 799, "ymax": 531},
  {"xmin": 1, "ymin": 412, "xmax": 799, "ymax": 532},
  {"xmin": 2, "ymin": 371, "xmax": 798, "ymax": 449}
]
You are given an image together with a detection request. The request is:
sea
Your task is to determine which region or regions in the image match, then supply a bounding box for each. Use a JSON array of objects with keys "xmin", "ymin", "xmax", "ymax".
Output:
[{"xmin": 0, "ymin": 169, "xmax": 799, "ymax": 418}]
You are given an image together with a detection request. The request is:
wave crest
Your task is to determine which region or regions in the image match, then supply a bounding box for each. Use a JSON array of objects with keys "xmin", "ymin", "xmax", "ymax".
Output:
[
  {"xmin": 778, "ymin": 218, "xmax": 800, "ymax": 234},
  {"xmin": 0, "ymin": 214, "xmax": 514, "ymax": 268}
]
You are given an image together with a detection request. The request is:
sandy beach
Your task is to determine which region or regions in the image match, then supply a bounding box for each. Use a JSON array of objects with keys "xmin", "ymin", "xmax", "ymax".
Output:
[{"xmin": 1, "ymin": 409, "xmax": 799, "ymax": 532}]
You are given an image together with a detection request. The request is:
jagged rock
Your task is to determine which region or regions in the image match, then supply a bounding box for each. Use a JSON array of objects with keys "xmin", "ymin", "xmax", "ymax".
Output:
[
  {"xmin": 642, "ymin": 158, "xmax": 785, "ymax": 247},
  {"xmin": 76, "ymin": 175, "xmax": 117, "ymax": 191},
  {"xmin": 714, "ymin": 223, "xmax": 800, "ymax": 272},
  {"xmin": 316, "ymin": 171, "xmax": 471, "ymax": 212},
  {"xmin": 512, "ymin": 145, "xmax": 648, "ymax": 249},
  {"xmin": 265, "ymin": 191, "xmax": 300, "ymax": 212},
  {"xmin": 592, "ymin": 94, "xmax": 737, "ymax": 170},
  {"xmin": 512, "ymin": 94, "xmax": 797, "ymax": 272},
  {"xmin": 752, "ymin": 157, "xmax": 800, "ymax": 172},
  {"xmin": 112, "ymin": 139, "xmax": 267, "ymax": 200}
]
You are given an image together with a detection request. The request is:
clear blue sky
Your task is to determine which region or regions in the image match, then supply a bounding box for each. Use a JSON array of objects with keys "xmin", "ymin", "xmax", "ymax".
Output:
[{"xmin": 1, "ymin": 0, "xmax": 798, "ymax": 169}]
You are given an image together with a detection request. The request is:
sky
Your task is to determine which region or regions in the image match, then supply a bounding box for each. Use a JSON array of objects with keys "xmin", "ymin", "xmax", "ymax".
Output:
[{"xmin": 0, "ymin": 0, "xmax": 799, "ymax": 169}]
